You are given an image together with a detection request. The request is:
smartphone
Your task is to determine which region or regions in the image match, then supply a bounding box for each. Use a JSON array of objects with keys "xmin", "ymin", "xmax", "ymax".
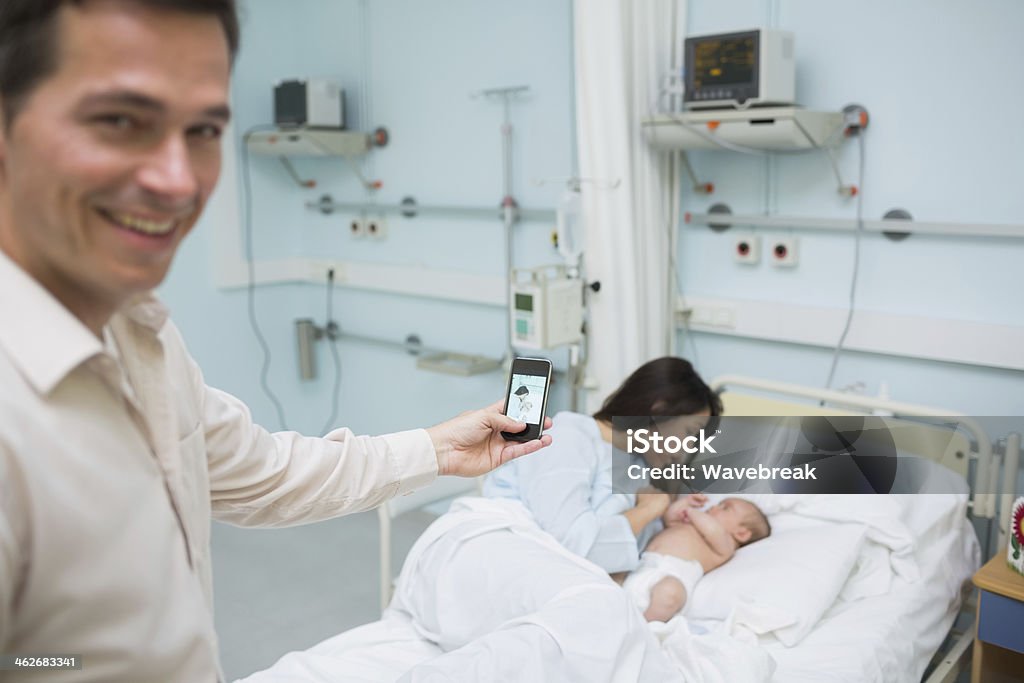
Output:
[{"xmin": 500, "ymin": 357, "xmax": 553, "ymax": 442}]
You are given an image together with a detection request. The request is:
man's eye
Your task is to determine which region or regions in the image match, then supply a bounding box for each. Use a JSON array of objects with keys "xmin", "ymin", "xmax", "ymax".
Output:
[
  {"xmin": 96, "ymin": 114, "xmax": 137, "ymax": 130},
  {"xmin": 189, "ymin": 124, "xmax": 223, "ymax": 140}
]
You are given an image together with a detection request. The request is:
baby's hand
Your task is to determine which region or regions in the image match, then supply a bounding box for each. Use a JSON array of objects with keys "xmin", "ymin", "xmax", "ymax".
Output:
[
  {"xmin": 664, "ymin": 497, "xmax": 692, "ymax": 524},
  {"xmin": 684, "ymin": 493, "xmax": 708, "ymax": 508}
]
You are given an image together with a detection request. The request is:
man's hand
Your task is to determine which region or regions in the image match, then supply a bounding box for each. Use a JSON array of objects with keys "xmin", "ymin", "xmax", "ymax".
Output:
[{"xmin": 425, "ymin": 400, "xmax": 553, "ymax": 477}]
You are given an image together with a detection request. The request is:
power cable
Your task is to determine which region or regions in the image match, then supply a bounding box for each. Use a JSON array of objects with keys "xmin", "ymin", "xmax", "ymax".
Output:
[
  {"xmin": 241, "ymin": 125, "xmax": 290, "ymax": 430},
  {"xmin": 824, "ymin": 131, "xmax": 867, "ymax": 391}
]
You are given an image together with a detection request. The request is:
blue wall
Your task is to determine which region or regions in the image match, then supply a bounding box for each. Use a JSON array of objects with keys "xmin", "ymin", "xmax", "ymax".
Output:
[
  {"xmin": 679, "ymin": 0, "xmax": 1024, "ymax": 418},
  {"xmin": 160, "ymin": 0, "xmax": 575, "ymax": 437},
  {"xmin": 160, "ymin": 0, "xmax": 1024, "ymax": 441}
]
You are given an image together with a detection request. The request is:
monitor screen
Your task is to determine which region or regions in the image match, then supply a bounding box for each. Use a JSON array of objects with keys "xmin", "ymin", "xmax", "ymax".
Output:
[{"xmin": 693, "ymin": 35, "xmax": 756, "ymax": 88}]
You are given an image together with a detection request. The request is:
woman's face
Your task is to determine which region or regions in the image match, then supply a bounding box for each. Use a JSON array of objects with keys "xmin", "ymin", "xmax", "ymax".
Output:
[{"xmin": 641, "ymin": 408, "xmax": 711, "ymax": 468}]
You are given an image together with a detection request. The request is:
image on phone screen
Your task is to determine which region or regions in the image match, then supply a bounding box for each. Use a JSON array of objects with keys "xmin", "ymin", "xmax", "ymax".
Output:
[{"xmin": 506, "ymin": 373, "xmax": 547, "ymax": 426}]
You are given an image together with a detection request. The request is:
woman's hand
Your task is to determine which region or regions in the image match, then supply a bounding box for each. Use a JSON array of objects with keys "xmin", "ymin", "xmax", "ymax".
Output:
[
  {"xmin": 624, "ymin": 486, "xmax": 671, "ymax": 536},
  {"xmin": 635, "ymin": 486, "xmax": 672, "ymax": 516}
]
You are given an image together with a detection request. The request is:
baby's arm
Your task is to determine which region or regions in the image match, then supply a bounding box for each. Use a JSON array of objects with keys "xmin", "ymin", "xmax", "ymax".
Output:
[
  {"xmin": 663, "ymin": 493, "xmax": 707, "ymax": 527},
  {"xmin": 687, "ymin": 509, "xmax": 736, "ymax": 558}
]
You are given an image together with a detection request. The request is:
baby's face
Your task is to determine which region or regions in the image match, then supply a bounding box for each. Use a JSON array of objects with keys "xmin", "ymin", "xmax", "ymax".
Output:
[{"xmin": 707, "ymin": 498, "xmax": 754, "ymax": 538}]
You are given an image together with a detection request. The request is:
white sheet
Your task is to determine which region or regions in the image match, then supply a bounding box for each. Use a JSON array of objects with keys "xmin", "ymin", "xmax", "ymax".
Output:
[
  {"xmin": 240, "ymin": 495, "xmax": 978, "ymax": 683},
  {"xmin": 242, "ymin": 498, "xmax": 774, "ymax": 682},
  {"xmin": 763, "ymin": 494, "xmax": 979, "ymax": 683}
]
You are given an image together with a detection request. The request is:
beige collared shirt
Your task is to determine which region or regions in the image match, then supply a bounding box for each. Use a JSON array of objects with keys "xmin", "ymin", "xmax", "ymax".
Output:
[{"xmin": 0, "ymin": 250, "xmax": 438, "ymax": 682}]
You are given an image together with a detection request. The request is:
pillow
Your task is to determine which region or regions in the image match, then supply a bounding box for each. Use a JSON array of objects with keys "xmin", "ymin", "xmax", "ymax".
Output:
[{"xmin": 685, "ymin": 523, "xmax": 866, "ymax": 647}]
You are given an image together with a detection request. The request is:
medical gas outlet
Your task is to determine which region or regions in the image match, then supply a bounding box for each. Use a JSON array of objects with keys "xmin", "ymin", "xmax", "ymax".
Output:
[
  {"xmin": 733, "ymin": 234, "xmax": 761, "ymax": 264},
  {"xmin": 770, "ymin": 237, "xmax": 799, "ymax": 267}
]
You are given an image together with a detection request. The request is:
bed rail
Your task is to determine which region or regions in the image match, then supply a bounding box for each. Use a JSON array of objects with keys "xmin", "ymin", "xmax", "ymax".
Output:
[{"xmin": 709, "ymin": 374, "xmax": 996, "ymax": 519}]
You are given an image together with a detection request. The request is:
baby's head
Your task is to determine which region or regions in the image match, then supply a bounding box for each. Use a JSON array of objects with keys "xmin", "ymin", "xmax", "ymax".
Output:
[{"xmin": 707, "ymin": 497, "xmax": 771, "ymax": 547}]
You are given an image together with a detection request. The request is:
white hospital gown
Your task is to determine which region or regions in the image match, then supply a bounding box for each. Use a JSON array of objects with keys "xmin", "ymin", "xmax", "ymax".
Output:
[{"xmin": 483, "ymin": 411, "xmax": 660, "ymax": 573}]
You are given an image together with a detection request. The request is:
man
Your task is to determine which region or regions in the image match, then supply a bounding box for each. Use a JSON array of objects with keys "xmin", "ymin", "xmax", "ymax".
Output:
[{"xmin": 0, "ymin": 1, "xmax": 550, "ymax": 680}]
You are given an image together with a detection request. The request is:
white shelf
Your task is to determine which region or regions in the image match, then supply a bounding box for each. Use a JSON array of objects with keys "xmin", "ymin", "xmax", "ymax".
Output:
[
  {"xmin": 246, "ymin": 128, "xmax": 372, "ymax": 157},
  {"xmin": 642, "ymin": 107, "xmax": 844, "ymax": 151}
]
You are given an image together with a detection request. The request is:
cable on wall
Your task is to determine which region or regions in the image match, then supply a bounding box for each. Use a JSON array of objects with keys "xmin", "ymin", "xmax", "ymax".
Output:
[
  {"xmin": 241, "ymin": 125, "xmax": 291, "ymax": 430},
  {"xmin": 824, "ymin": 128, "xmax": 867, "ymax": 391}
]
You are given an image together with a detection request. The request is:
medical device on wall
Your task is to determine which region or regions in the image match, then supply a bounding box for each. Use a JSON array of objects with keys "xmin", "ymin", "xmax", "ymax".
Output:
[
  {"xmin": 684, "ymin": 29, "xmax": 795, "ymax": 109},
  {"xmin": 274, "ymin": 79, "xmax": 345, "ymax": 128},
  {"xmin": 511, "ymin": 266, "xmax": 584, "ymax": 350}
]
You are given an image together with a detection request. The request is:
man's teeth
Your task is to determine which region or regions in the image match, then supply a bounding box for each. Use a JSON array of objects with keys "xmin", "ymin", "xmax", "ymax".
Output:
[{"xmin": 109, "ymin": 211, "xmax": 176, "ymax": 236}]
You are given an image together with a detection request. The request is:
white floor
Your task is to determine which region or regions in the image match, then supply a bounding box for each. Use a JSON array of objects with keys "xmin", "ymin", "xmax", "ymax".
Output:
[{"xmin": 212, "ymin": 509, "xmax": 436, "ymax": 681}]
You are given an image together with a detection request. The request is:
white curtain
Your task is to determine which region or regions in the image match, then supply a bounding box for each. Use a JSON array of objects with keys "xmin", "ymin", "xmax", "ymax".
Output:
[{"xmin": 574, "ymin": 0, "xmax": 685, "ymax": 410}]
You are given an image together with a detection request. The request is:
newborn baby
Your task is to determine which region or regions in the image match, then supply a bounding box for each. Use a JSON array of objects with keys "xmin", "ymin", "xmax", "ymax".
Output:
[{"xmin": 624, "ymin": 493, "xmax": 771, "ymax": 622}]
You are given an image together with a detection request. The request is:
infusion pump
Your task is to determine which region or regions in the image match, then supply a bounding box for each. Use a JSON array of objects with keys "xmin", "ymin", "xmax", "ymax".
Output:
[{"xmin": 511, "ymin": 266, "xmax": 584, "ymax": 350}]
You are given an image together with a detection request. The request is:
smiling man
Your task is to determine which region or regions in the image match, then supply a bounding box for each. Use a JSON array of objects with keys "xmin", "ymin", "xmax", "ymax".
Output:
[{"xmin": 0, "ymin": 2, "xmax": 550, "ymax": 681}]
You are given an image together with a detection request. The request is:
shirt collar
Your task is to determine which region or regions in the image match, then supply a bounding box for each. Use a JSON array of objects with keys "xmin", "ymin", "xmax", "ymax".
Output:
[{"xmin": 0, "ymin": 249, "xmax": 167, "ymax": 395}]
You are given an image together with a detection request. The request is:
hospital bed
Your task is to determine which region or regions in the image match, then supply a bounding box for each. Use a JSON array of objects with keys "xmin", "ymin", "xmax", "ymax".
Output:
[{"xmin": 241, "ymin": 375, "xmax": 1020, "ymax": 683}]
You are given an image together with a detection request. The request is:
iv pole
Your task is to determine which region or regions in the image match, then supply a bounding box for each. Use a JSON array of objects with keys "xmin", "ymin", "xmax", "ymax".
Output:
[{"xmin": 474, "ymin": 85, "xmax": 529, "ymax": 364}]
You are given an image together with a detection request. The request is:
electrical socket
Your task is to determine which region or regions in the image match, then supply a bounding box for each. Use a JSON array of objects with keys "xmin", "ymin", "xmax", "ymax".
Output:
[
  {"xmin": 733, "ymin": 233, "xmax": 761, "ymax": 265},
  {"xmin": 349, "ymin": 217, "xmax": 366, "ymax": 239},
  {"xmin": 770, "ymin": 237, "xmax": 799, "ymax": 267},
  {"xmin": 366, "ymin": 215, "xmax": 388, "ymax": 240}
]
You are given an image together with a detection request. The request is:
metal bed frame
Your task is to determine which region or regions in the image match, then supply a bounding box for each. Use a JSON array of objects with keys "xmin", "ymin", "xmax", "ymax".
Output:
[{"xmin": 709, "ymin": 374, "xmax": 1021, "ymax": 683}]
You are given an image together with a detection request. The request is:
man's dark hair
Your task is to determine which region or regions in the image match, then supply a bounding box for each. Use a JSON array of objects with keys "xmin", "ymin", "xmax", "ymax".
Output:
[
  {"xmin": 0, "ymin": 0, "xmax": 239, "ymax": 123},
  {"xmin": 592, "ymin": 356, "xmax": 723, "ymax": 426}
]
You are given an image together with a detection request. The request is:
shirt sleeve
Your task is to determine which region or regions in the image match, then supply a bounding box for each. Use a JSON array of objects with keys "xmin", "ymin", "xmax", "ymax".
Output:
[
  {"xmin": 168, "ymin": 325, "xmax": 438, "ymax": 527},
  {"xmin": 0, "ymin": 443, "xmax": 26, "ymax": 651},
  {"xmin": 513, "ymin": 430, "xmax": 641, "ymax": 573}
]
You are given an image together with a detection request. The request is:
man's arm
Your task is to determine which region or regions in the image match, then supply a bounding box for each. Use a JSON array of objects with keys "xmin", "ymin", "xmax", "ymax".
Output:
[
  {"xmin": 165, "ymin": 322, "xmax": 547, "ymax": 527},
  {"xmin": 686, "ymin": 509, "xmax": 736, "ymax": 557}
]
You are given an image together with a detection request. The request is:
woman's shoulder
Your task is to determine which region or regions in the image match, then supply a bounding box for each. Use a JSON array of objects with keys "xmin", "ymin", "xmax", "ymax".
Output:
[{"xmin": 549, "ymin": 411, "xmax": 600, "ymax": 438}]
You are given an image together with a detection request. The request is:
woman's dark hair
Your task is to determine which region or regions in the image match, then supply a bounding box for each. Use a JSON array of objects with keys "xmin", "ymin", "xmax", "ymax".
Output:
[
  {"xmin": 0, "ymin": 0, "xmax": 239, "ymax": 124},
  {"xmin": 514, "ymin": 385, "xmax": 529, "ymax": 396},
  {"xmin": 592, "ymin": 357, "xmax": 721, "ymax": 426}
]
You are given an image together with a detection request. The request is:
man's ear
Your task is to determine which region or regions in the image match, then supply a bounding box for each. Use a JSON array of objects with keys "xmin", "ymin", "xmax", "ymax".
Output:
[{"xmin": 735, "ymin": 526, "xmax": 752, "ymax": 544}]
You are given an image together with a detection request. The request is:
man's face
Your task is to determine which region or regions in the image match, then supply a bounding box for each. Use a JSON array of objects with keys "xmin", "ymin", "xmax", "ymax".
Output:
[{"xmin": 0, "ymin": 0, "xmax": 230, "ymax": 313}]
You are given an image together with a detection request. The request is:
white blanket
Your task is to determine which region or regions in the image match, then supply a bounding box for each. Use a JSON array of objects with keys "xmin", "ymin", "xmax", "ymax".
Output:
[{"xmin": 388, "ymin": 497, "xmax": 774, "ymax": 682}]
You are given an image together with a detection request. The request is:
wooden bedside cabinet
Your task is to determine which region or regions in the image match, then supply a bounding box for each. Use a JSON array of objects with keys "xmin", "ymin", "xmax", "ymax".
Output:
[{"xmin": 972, "ymin": 553, "xmax": 1024, "ymax": 683}]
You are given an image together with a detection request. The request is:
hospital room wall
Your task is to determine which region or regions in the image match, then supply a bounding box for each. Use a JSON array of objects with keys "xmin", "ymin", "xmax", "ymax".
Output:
[
  {"xmin": 677, "ymin": 0, "xmax": 1024, "ymax": 429},
  {"xmin": 159, "ymin": 0, "xmax": 576, "ymax": 437}
]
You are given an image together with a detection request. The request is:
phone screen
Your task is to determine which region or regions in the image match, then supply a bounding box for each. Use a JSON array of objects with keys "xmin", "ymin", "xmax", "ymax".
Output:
[
  {"xmin": 501, "ymin": 358, "xmax": 552, "ymax": 442},
  {"xmin": 506, "ymin": 373, "xmax": 548, "ymax": 425}
]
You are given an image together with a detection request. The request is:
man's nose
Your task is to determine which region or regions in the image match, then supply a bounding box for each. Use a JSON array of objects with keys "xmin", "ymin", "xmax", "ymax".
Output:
[{"xmin": 137, "ymin": 134, "xmax": 198, "ymax": 203}]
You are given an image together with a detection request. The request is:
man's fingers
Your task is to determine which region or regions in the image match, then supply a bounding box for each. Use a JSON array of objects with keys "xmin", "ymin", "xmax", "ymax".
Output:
[
  {"xmin": 495, "ymin": 415, "xmax": 528, "ymax": 433},
  {"xmin": 500, "ymin": 434, "xmax": 552, "ymax": 463}
]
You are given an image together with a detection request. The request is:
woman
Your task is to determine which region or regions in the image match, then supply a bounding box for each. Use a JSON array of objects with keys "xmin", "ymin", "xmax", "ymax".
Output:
[{"xmin": 483, "ymin": 357, "xmax": 722, "ymax": 573}]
